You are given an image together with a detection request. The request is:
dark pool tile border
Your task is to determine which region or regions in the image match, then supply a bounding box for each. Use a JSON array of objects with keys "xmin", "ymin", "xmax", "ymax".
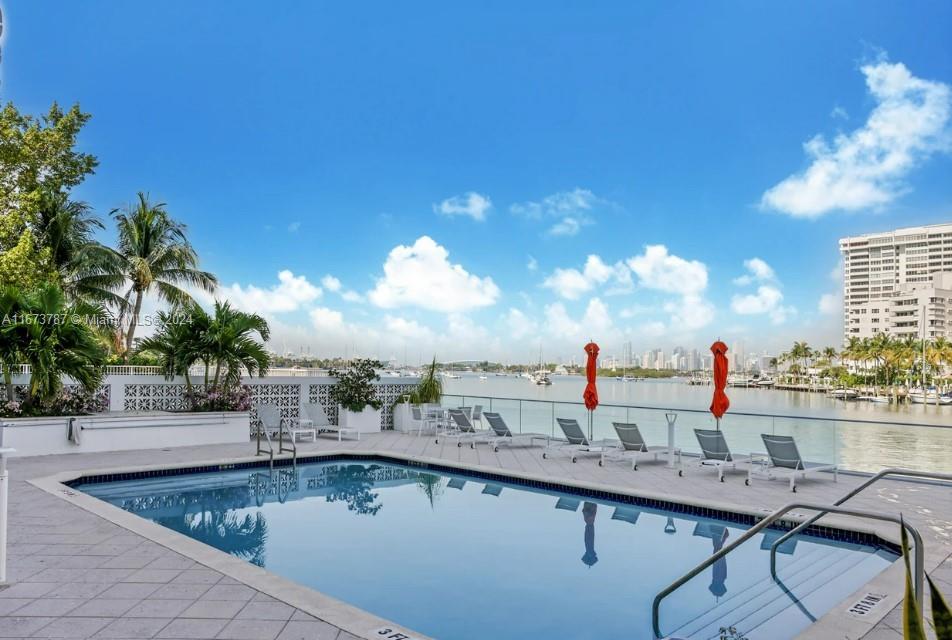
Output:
[{"xmin": 67, "ymin": 452, "xmax": 900, "ymax": 555}]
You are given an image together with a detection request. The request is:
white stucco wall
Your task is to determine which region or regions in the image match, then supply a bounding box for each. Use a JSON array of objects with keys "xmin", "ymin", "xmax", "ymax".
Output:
[{"xmin": 0, "ymin": 411, "xmax": 250, "ymax": 458}]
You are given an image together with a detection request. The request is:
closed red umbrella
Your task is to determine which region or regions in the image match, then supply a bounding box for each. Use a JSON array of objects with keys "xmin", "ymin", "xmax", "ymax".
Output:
[
  {"xmin": 583, "ymin": 342, "xmax": 599, "ymax": 439},
  {"xmin": 710, "ymin": 340, "xmax": 730, "ymax": 429}
]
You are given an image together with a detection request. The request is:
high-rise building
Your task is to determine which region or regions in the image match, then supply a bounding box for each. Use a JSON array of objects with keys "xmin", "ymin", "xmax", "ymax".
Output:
[{"xmin": 840, "ymin": 223, "xmax": 952, "ymax": 342}]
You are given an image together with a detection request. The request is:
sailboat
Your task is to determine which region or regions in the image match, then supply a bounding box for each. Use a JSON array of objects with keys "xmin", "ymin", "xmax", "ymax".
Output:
[{"xmin": 530, "ymin": 346, "xmax": 552, "ymax": 385}]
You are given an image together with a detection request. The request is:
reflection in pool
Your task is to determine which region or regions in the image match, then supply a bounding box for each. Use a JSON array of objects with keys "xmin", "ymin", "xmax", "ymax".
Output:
[{"xmin": 76, "ymin": 459, "xmax": 896, "ymax": 640}]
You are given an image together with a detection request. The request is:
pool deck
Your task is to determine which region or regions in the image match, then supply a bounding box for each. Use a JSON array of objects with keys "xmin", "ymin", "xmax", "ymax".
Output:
[{"xmin": 1, "ymin": 431, "xmax": 950, "ymax": 640}]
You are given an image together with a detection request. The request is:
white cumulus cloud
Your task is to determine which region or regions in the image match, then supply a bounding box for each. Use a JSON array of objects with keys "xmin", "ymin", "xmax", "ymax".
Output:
[
  {"xmin": 321, "ymin": 275, "xmax": 342, "ymax": 292},
  {"xmin": 818, "ymin": 293, "xmax": 841, "ymax": 315},
  {"xmin": 733, "ymin": 258, "xmax": 776, "ymax": 286},
  {"xmin": 215, "ymin": 270, "xmax": 322, "ymax": 314},
  {"xmin": 627, "ymin": 245, "xmax": 708, "ymax": 296},
  {"xmin": 542, "ymin": 255, "xmax": 631, "ymax": 300},
  {"xmin": 762, "ymin": 57, "xmax": 952, "ymax": 217},
  {"xmin": 368, "ymin": 236, "xmax": 500, "ymax": 312},
  {"xmin": 731, "ymin": 285, "xmax": 794, "ymax": 324},
  {"xmin": 434, "ymin": 192, "xmax": 492, "ymax": 221}
]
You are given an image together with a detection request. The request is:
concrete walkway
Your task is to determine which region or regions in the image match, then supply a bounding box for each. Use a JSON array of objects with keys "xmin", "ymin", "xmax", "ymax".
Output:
[{"xmin": 1, "ymin": 432, "xmax": 950, "ymax": 639}]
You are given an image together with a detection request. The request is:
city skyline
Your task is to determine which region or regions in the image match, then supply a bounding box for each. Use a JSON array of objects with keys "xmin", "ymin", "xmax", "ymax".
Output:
[{"xmin": 4, "ymin": 3, "xmax": 952, "ymax": 361}]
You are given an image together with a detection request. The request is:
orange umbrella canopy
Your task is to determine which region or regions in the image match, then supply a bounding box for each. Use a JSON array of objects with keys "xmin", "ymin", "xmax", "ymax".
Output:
[
  {"xmin": 710, "ymin": 340, "xmax": 730, "ymax": 420},
  {"xmin": 583, "ymin": 342, "xmax": 600, "ymax": 411}
]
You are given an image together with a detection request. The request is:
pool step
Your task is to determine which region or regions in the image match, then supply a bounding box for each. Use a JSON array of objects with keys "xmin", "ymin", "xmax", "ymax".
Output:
[
  {"xmin": 670, "ymin": 545, "xmax": 878, "ymax": 640},
  {"xmin": 665, "ymin": 545, "xmax": 838, "ymax": 638}
]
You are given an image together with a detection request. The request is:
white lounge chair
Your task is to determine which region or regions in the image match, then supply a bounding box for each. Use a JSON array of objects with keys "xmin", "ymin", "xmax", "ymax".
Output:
[
  {"xmin": 483, "ymin": 412, "xmax": 549, "ymax": 452},
  {"xmin": 693, "ymin": 429, "xmax": 753, "ymax": 482},
  {"xmin": 746, "ymin": 434, "xmax": 838, "ymax": 492},
  {"xmin": 302, "ymin": 401, "xmax": 359, "ymax": 441},
  {"xmin": 543, "ymin": 418, "xmax": 614, "ymax": 463},
  {"xmin": 600, "ymin": 422, "xmax": 683, "ymax": 474}
]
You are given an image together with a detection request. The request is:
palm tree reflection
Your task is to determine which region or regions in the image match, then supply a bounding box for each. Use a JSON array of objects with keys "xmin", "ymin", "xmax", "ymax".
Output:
[{"xmin": 323, "ymin": 464, "xmax": 383, "ymax": 516}]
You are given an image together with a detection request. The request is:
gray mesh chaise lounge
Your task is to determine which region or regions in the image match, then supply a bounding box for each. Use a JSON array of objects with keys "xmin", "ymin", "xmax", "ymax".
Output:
[
  {"xmin": 693, "ymin": 428, "xmax": 753, "ymax": 482},
  {"xmin": 600, "ymin": 422, "xmax": 683, "ymax": 474},
  {"xmin": 543, "ymin": 418, "xmax": 614, "ymax": 463},
  {"xmin": 483, "ymin": 412, "xmax": 549, "ymax": 451},
  {"xmin": 435, "ymin": 409, "xmax": 492, "ymax": 447},
  {"xmin": 746, "ymin": 434, "xmax": 838, "ymax": 492}
]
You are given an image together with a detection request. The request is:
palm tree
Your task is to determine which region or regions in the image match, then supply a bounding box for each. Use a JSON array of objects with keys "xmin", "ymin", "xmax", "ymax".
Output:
[
  {"xmin": 111, "ymin": 193, "xmax": 217, "ymax": 359},
  {"xmin": 15, "ymin": 284, "xmax": 107, "ymax": 409},
  {"xmin": 135, "ymin": 303, "xmax": 210, "ymax": 393},
  {"xmin": 204, "ymin": 301, "xmax": 271, "ymax": 390},
  {"xmin": 0, "ymin": 287, "xmax": 24, "ymax": 402},
  {"xmin": 34, "ymin": 189, "xmax": 126, "ymax": 310}
]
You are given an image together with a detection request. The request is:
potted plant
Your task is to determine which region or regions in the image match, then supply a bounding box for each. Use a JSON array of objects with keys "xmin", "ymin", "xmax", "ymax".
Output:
[
  {"xmin": 394, "ymin": 357, "xmax": 443, "ymax": 431},
  {"xmin": 329, "ymin": 359, "xmax": 384, "ymax": 433}
]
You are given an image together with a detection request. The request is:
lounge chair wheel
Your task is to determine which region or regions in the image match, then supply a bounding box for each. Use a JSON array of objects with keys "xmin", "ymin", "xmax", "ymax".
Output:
[
  {"xmin": 744, "ymin": 479, "xmax": 749, "ymax": 486},
  {"xmin": 720, "ymin": 476, "xmax": 725, "ymax": 482},
  {"xmin": 493, "ymin": 446, "xmax": 499, "ymax": 452},
  {"xmin": 792, "ymin": 486, "xmax": 797, "ymax": 493},
  {"xmin": 597, "ymin": 460, "xmax": 603, "ymax": 466},
  {"xmin": 633, "ymin": 465, "xmax": 638, "ymax": 471},
  {"xmin": 435, "ymin": 439, "xmax": 439, "ymax": 444},
  {"xmin": 470, "ymin": 443, "xmax": 475, "ymax": 449},
  {"xmin": 571, "ymin": 457, "xmax": 577, "ymax": 463},
  {"xmin": 678, "ymin": 469, "xmax": 683, "ymax": 477},
  {"xmin": 457, "ymin": 442, "xmax": 462, "ymax": 447},
  {"xmin": 542, "ymin": 453, "xmax": 547, "ymax": 459}
]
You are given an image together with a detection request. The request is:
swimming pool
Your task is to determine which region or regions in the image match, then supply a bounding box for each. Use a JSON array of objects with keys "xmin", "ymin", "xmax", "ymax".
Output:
[{"xmin": 74, "ymin": 457, "xmax": 897, "ymax": 640}]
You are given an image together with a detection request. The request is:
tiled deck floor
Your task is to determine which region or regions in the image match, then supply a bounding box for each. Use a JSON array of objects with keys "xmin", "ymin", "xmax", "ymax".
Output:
[{"xmin": 2, "ymin": 431, "xmax": 951, "ymax": 639}]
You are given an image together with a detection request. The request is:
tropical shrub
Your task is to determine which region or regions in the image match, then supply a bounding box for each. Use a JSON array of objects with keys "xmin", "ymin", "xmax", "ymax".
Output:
[
  {"xmin": 184, "ymin": 386, "xmax": 252, "ymax": 413},
  {"xmin": 328, "ymin": 359, "xmax": 383, "ymax": 413}
]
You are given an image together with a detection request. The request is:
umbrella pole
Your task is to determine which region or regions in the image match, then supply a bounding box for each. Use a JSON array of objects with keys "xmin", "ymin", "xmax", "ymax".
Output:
[
  {"xmin": 588, "ymin": 410, "xmax": 593, "ymax": 441},
  {"xmin": 716, "ymin": 417, "xmax": 720, "ymax": 432}
]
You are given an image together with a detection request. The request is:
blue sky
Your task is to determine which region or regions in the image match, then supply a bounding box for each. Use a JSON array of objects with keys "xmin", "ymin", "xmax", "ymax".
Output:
[{"xmin": 4, "ymin": 1, "xmax": 952, "ymax": 362}]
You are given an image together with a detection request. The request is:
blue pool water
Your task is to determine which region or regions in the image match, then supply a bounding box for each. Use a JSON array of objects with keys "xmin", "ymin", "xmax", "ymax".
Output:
[{"xmin": 75, "ymin": 459, "xmax": 897, "ymax": 640}]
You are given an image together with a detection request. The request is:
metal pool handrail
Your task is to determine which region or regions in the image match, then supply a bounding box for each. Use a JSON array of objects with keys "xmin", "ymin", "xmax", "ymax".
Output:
[
  {"xmin": 440, "ymin": 393, "xmax": 952, "ymax": 430},
  {"xmin": 650, "ymin": 502, "xmax": 924, "ymax": 639},
  {"xmin": 769, "ymin": 468, "xmax": 952, "ymax": 577}
]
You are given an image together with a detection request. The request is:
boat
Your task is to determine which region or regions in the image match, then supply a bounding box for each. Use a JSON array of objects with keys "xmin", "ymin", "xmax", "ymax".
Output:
[
  {"xmin": 531, "ymin": 369, "xmax": 552, "ymax": 385},
  {"xmin": 828, "ymin": 388, "xmax": 859, "ymax": 400},
  {"xmin": 478, "ymin": 375, "xmax": 488, "ymax": 381},
  {"xmin": 857, "ymin": 395, "xmax": 890, "ymax": 404},
  {"xmin": 442, "ymin": 372, "xmax": 461, "ymax": 380},
  {"xmin": 908, "ymin": 390, "xmax": 952, "ymax": 405},
  {"xmin": 756, "ymin": 378, "xmax": 775, "ymax": 388}
]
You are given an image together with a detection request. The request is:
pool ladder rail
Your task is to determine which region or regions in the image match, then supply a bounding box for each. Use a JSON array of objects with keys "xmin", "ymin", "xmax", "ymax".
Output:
[
  {"xmin": 651, "ymin": 466, "xmax": 952, "ymax": 639},
  {"xmin": 254, "ymin": 415, "xmax": 297, "ymax": 469}
]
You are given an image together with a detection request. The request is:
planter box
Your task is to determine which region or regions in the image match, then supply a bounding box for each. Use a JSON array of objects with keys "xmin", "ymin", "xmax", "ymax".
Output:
[
  {"xmin": 338, "ymin": 406, "xmax": 383, "ymax": 433},
  {"xmin": 0, "ymin": 411, "xmax": 250, "ymax": 457},
  {"xmin": 393, "ymin": 403, "xmax": 412, "ymax": 432}
]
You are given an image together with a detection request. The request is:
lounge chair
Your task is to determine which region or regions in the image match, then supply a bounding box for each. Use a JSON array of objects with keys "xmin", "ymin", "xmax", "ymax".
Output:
[
  {"xmin": 600, "ymin": 422, "xmax": 683, "ymax": 474},
  {"xmin": 543, "ymin": 418, "xmax": 614, "ymax": 463},
  {"xmin": 693, "ymin": 429, "xmax": 753, "ymax": 482},
  {"xmin": 410, "ymin": 405, "xmax": 438, "ymax": 436},
  {"xmin": 435, "ymin": 409, "xmax": 492, "ymax": 447},
  {"xmin": 302, "ymin": 402, "xmax": 359, "ymax": 441},
  {"xmin": 256, "ymin": 404, "xmax": 284, "ymax": 439},
  {"xmin": 746, "ymin": 434, "xmax": 838, "ymax": 492},
  {"xmin": 483, "ymin": 412, "xmax": 549, "ymax": 451}
]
